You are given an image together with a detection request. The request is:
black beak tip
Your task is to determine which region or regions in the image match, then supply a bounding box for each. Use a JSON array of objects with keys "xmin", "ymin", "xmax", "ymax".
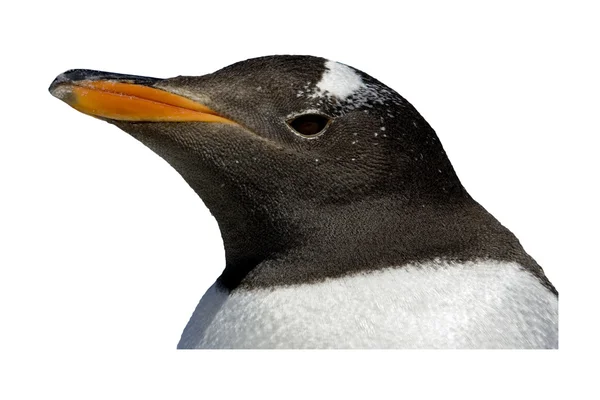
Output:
[
  {"xmin": 49, "ymin": 70, "xmax": 74, "ymax": 96},
  {"xmin": 49, "ymin": 69, "xmax": 162, "ymax": 96}
]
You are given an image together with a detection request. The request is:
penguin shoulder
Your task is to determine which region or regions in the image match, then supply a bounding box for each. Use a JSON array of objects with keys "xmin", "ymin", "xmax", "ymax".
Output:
[{"xmin": 179, "ymin": 259, "xmax": 558, "ymax": 349}]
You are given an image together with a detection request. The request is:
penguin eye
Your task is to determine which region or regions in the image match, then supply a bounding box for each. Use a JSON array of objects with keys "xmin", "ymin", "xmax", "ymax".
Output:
[{"xmin": 287, "ymin": 113, "xmax": 331, "ymax": 137}]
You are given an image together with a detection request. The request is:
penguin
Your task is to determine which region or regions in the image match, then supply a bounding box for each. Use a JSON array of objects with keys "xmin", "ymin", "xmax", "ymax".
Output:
[{"xmin": 49, "ymin": 55, "xmax": 558, "ymax": 349}]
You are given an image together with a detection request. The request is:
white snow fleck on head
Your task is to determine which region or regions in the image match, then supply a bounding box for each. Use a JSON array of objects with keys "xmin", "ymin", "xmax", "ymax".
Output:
[{"xmin": 313, "ymin": 60, "xmax": 365, "ymax": 100}]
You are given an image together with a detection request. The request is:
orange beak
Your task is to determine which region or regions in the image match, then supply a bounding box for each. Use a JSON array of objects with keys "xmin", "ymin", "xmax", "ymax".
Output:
[{"xmin": 49, "ymin": 70, "xmax": 235, "ymax": 124}]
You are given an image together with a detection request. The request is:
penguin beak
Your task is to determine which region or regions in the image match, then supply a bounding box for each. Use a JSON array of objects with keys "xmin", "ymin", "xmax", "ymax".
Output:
[{"xmin": 48, "ymin": 69, "xmax": 234, "ymax": 124}]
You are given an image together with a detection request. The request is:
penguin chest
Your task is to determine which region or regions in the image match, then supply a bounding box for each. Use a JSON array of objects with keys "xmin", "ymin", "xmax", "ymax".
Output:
[{"xmin": 178, "ymin": 260, "xmax": 558, "ymax": 349}]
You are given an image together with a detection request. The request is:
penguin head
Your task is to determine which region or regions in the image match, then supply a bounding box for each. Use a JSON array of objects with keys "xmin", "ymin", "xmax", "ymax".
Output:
[
  {"xmin": 152, "ymin": 56, "xmax": 463, "ymax": 199},
  {"xmin": 49, "ymin": 55, "xmax": 469, "ymax": 286}
]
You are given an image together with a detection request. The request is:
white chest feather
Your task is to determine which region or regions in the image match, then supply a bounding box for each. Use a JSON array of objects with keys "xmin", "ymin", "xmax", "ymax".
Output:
[{"xmin": 178, "ymin": 260, "xmax": 558, "ymax": 349}]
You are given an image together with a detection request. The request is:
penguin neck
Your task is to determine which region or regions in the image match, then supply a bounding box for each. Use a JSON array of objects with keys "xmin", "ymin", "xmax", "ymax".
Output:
[{"xmin": 215, "ymin": 194, "xmax": 545, "ymax": 291}]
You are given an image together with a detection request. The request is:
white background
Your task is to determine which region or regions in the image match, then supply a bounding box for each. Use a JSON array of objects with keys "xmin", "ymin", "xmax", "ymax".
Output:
[{"xmin": 1, "ymin": 0, "xmax": 598, "ymax": 399}]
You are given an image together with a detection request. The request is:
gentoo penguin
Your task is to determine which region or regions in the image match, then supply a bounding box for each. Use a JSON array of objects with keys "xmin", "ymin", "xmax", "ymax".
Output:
[{"xmin": 49, "ymin": 56, "xmax": 558, "ymax": 349}]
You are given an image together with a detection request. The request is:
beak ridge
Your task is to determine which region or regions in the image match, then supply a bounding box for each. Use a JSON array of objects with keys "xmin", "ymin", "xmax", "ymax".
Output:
[
  {"xmin": 48, "ymin": 69, "xmax": 235, "ymax": 124},
  {"xmin": 49, "ymin": 69, "xmax": 161, "ymax": 94}
]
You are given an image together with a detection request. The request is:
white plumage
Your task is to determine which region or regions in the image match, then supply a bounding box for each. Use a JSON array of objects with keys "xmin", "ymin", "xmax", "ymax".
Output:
[{"xmin": 179, "ymin": 260, "xmax": 558, "ymax": 349}]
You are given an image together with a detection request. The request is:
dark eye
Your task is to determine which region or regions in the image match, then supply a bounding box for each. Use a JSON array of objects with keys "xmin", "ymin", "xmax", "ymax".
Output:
[{"xmin": 287, "ymin": 113, "xmax": 331, "ymax": 137}]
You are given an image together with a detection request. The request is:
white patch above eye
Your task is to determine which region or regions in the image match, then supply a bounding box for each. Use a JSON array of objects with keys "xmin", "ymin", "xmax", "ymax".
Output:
[{"xmin": 313, "ymin": 60, "xmax": 365, "ymax": 100}]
